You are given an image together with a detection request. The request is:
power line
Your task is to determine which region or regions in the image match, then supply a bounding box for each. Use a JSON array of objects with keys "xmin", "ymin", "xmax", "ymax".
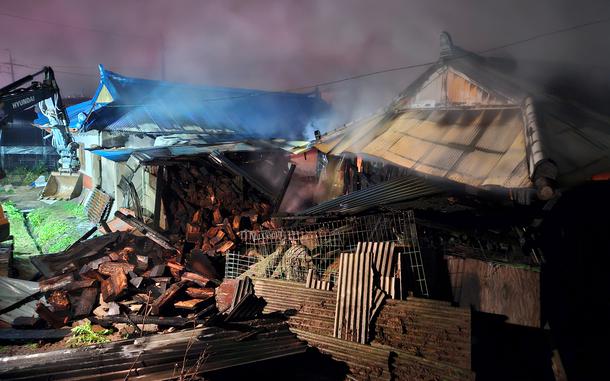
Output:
[
  {"xmin": 0, "ymin": 10, "xmax": 152, "ymax": 40},
  {"xmin": 4, "ymin": 16, "xmax": 610, "ymax": 100},
  {"xmin": 1, "ymin": 61, "xmax": 147, "ymax": 73},
  {"xmin": 193, "ymin": 16, "xmax": 610, "ymax": 102}
]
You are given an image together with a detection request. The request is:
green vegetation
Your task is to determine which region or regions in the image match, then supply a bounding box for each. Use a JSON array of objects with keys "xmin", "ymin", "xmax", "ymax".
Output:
[
  {"xmin": 28, "ymin": 201, "xmax": 88, "ymax": 253},
  {"xmin": 67, "ymin": 321, "xmax": 112, "ymax": 347},
  {"xmin": 1, "ymin": 200, "xmax": 91, "ymax": 256},
  {"xmin": 1, "ymin": 201, "xmax": 39, "ymax": 256},
  {"xmin": 0, "ymin": 164, "xmax": 48, "ymax": 186}
]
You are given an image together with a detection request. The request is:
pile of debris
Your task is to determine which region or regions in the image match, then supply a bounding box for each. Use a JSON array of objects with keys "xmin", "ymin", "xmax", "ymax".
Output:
[
  {"xmin": 0, "ymin": 227, "xmax": 269, "ymax": 340},
  {"xmin": 163, "ymin": 162, "xmax": 279, "ymax": 256}
]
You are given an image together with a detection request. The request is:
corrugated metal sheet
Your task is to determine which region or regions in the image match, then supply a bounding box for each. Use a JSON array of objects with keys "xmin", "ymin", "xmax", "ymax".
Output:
[
  {"xmin": 371, "ymin": 298, "xmax": 472, "ymax": 369},
  {"xmin": 253, "ymin": 279, "xmax": 474, "ymax": 380},
  {"xmin": 0, "ymin": 325, "xmax": 306, "ymax": 380},
  {"xmin": 90, "ymin": 141, "xmax": 275, "ymax": 163},
  {"xmin": 333, "ymin": 251, "xmax": 376, "ymax": 344},
  {"xmin": 316, "ymin": 107, "xmax": 530, "ymax": 189},
  {"xmin": 295, "ymin": 329, "xmax": 474, "ymax": 381},
  {"xmin": 305, "ymin": 269, "xmax": 332, "ymax": 290},
  {"xmin": 0, "ymin": 277, "xmax": 41, "ymax": 324},
  {"xmin": 254, "ymin": 278, "xmax": 336, "ymax": 336},
  {"xmin": 298, "ymin": 175, "xmax": 443, "ymax": 215},
  {"xmin": 83, "ymin": 188, "xmax": 113, "ymax": 224},
  {"xmin": 294, "ymin": 329, "xmax": 392, "ymax": 381}
]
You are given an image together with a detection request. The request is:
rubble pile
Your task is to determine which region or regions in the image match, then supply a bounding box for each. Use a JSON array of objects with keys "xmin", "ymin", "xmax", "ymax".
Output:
[
  {"xmin": 2, "ymin": 231, "xmax": 267, "ymax": 339},
  {"xmin": 164, "ymin": 164, "xmax": 277, "ymax": 256}
]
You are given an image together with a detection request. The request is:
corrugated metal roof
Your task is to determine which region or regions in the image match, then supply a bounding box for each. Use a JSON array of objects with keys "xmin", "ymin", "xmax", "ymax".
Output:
[
  {"xmin": 0, "ymin": 324, "xmax": 306, "ymax": 380},
  {"xmin": 298, "ymin": 175, "xmax": 444, "ymax": 216},
  {"xmin": 316, "ymin": 107, "xmax": 531, "ymax": 189},
  {"xmin": 73, "ymin": 65, "xmax": 331, "ymax": 141},
  {"xmin": 90, "ymin": 138, "xmax": 305, "ymax": 163}
]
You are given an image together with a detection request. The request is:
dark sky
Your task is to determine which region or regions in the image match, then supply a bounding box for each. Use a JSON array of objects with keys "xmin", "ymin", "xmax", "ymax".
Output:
[{"xmin": 1, "ymin": 0, "xmax": 610, "ymax": 121}]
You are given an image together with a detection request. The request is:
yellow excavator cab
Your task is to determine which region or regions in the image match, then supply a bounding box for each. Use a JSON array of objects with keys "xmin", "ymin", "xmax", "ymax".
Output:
[{"xmin": 40, "ymin": 172, "xmax": 83, "ymax": 201}]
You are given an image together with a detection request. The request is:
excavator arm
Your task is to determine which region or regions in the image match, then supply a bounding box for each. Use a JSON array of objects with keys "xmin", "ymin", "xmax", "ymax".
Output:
[
  {"xmin": 0, "ymin": 67, "xmax": 82, "ymax": 200},
  {"xmin": 0, "ymin": 67, "xmax": 80, "ymax": 174}
]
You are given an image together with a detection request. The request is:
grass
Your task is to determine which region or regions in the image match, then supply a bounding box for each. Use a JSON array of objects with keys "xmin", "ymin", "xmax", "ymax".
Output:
[
  {"xmin": 67, "ymin": 321, "xmax": 112, "ymax": 347},
  {"xmin": 0, "ymin": 164, "xmax": 48, "ymax": 187},
  {"xmin": 27, "ymin": 201, "xmax": 89, "ymax": 253},
  {"xmin": 1, "ymin": 201, "xmax": 39, "ymax": 256},
  {"xmin": 1, "ymin": 200, "xmax": 91, "ymax": 256}
]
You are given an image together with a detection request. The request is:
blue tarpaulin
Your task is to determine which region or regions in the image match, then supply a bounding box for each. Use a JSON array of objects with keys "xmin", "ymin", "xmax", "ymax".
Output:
[{"xmin": 37, "ymin": 65, "xmax": 331, "ymax": 141}]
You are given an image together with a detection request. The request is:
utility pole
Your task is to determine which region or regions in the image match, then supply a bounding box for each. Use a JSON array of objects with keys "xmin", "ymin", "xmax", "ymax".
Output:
[
  {"xmin": 160, "ymin": 33, "xmax": 166, "ymax": 80},
  {"xmin": 5, "ymin": 49, "xmax": 15, "ymax": 82}
]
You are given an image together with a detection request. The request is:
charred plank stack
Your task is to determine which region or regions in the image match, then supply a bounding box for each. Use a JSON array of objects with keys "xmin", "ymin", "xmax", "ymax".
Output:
[
  {"xmin": 9, "ymin": 232, "xmax": 224, "ymax": 334},
  {"xmin": 164, "ymin": 163, "xmax": 277, "ymax": 256}
]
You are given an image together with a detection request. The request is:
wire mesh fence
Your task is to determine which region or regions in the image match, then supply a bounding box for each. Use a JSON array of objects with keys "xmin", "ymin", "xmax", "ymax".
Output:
[{"xmin": 225, "ymin": 210, "xmax": 429, "ymax": 296}]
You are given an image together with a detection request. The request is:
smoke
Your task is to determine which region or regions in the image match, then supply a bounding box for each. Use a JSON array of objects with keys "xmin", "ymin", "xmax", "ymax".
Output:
[{"xmin": 1, "ymin": 0, "xmax": 610, "ymax": 127}]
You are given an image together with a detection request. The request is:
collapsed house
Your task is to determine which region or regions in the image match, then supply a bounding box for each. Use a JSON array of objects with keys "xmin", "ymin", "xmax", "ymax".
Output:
[
  {"xmin": 34, "ymin": 64, "xmax": 331, "ymax": 214},
  {"xmin": 2, "ymin": 32, "xmax": 609, "ymax": 380}
]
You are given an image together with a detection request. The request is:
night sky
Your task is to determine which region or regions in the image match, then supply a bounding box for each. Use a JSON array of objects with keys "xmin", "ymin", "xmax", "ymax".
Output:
[{"xmin": 1, "ymin": 0, "xmax": 609, "ymax": 122}]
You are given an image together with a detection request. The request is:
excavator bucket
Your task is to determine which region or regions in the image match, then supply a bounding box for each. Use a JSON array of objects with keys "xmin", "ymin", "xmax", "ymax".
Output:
[{"xmin": 40, "ymin": 172, "xmax": 83, "ymax": 201}]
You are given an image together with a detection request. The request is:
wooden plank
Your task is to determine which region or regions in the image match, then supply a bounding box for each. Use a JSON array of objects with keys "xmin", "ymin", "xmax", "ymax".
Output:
[
  {"xmin": 39, "ymin": 273, "xmax": 74, "ymax": 293},
  {"xmin": 98, "ymin": 262, "xmax": 135, "ymax": 276},
  {"xmin": 72, "ymin": 287, "xmax": 99, "ymax": 317},
  {"xmin": 181, "ymin": 272, "xmax": 212, "ymax": 287},
  {"xmin": 174, "ymin": 299, "xmax": 205, "ymax": 310},
  {"xmin": 150, "ymin": 281, "xmax": 186, "ymax": 315},
  {"xmin": 101, "ymin": 271, "xmax": 128, "ymax": 302}
]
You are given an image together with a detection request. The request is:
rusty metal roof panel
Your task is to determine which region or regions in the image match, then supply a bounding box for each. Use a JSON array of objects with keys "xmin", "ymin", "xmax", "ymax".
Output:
[
  {"xmin": 372, "ymin": 298, "xmax": 471, "ymax": 369},
  {"xmin": 437, "ymin": 110, "xmax": 485, "ymax": 146},
  {"xmin": 324, "ymin": 107, "xmax": 532, "ymax": 190},
  {"xmin": 482, "ymin": 130, "xmax": 530, "ymax": 187},
  {"xmin": 412, "ymin": 144, "xmax": 464, "ymax": 178},
  {"xmin": 475, "ymin": 108, "xmax": 523, "ymax": 153},
  {"xmin": 331, "ymin": 113, "xmax": 386, "ymax": 154},
  {"xmin": 447, "ymin": 150, "xmax": 503, "ymax": 187}
]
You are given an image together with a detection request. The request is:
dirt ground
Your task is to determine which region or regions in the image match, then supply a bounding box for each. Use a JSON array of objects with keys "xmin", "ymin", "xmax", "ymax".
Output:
[{"xmin": 0, "ymin": 185, "xmax": 47, "ymax": 211}]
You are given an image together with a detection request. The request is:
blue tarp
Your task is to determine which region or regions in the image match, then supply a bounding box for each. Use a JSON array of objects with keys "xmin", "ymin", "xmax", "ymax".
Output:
[{"xmin": 38, "ymin": 65, "xmax": 332, "ymax": 141}]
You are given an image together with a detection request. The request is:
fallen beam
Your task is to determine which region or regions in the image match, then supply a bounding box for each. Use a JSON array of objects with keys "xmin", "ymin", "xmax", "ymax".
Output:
[{"xmin": 0, "ymin": 328, "xmax": 71, "ymax": 342}]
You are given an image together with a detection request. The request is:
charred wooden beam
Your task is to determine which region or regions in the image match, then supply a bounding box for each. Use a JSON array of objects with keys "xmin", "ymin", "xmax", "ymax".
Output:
[
  {"xmin": 185, "ymin": 287, "xmax": 215, "ymax": 300},
  {"xmin": 35, "ymin": 302, "xmax": 68, "ymax": 329},
  {"xmin": 150, "ymin": 281, "xmax": 187, "ymax": 315},
  {"xmin": 72, "ymin": 287, "xmax": 98, "ymax": 317},
  {"xmin": 208, "ymin": 150, "xmax": 276, "ymax": 200},
  {"xmin": 114, "ymin": 211, "xmax": 179, "ymax": 253},
  {"xmin": 90, "ymin": 315, "xmax": 204, "ymax": 327},
  {"xmin": 0, "ymin": 328, "xmax": 71, "ymax": 342},
  {"xmin": 39, "ymin": 273, "xmax": 74, "ymax": 293},
  {"xmin": 273, "ymin": 163, "xmax": 296, "ymax": 213},
  {"xmin": 98, "ymin": 262, "xmax": 135, "ymax": 276}
]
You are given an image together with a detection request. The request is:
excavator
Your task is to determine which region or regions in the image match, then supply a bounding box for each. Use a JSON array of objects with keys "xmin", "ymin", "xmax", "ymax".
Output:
[{"xmin": 0, "ymin": 66, "xmax": 82, "ymax": 242}]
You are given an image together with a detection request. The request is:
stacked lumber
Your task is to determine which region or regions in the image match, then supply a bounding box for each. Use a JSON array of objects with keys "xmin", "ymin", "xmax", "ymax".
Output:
[{"xmin": 165, "ymin": 164, "xmax": 276, "ymax": 256}]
